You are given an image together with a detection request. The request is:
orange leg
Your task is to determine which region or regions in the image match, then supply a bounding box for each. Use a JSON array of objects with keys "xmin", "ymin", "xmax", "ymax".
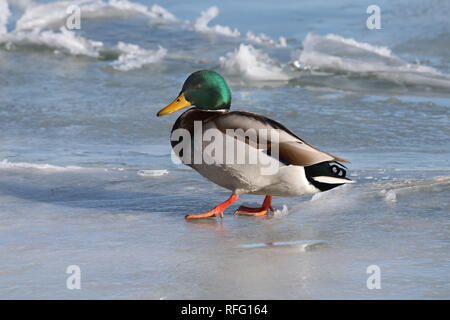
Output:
[
  {"xmin": 234, "ymin": 195, "xmax": 273, "ymax": 217},
  {"xmin": 185, "ymin": 194, "xmax": 239, "ymax": 220}
]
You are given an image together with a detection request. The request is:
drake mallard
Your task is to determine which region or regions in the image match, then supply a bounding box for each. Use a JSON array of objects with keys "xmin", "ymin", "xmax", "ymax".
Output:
[{"xmin": 157, "ymin": 70, "xmax": 353, "ymax": 220}]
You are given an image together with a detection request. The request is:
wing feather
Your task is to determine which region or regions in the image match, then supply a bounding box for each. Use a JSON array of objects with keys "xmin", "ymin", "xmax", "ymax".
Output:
[{"xmin": 212, "ymin": 110, "xmax": 350, "ymax": 167}]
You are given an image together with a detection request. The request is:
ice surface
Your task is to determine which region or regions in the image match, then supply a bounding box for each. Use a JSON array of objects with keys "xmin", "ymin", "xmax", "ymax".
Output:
[
  {"xmin": 14, "ymin": 0, "xmax": 177, "ymax": 30},
  {"xmin": 1, "ymin": 0, "xmax": 449, "ymax": 300},
  {"xmin": 0, "ymin": 0, "xmax": 10, "ymax": 35},
  {"xmin": 1, "ymin": 160, "xmax": 448, "ymax": 299},
  {"xmin": 112, "ymin": 42, "xmax": 167, "ymax": 71},
  {"xmin": 294, "ymin": 33, "xmax": 450, "ymax": 90},
  {"xmin": 194, "ymin": 6, "xmax": 240, "ymax": 37},
  {"xmin": 137, "ymin": 169, "xmax": 168, "ymax": 177},
  {"xmin": 219, "ymin": 44, "xmax": 290, "ymax": 81}
]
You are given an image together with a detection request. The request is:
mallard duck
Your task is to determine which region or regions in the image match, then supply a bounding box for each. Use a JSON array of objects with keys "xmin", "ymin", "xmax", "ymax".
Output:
[{"xmin": 157, "ymin": 70, "xmax": 353, "ymax": 220}]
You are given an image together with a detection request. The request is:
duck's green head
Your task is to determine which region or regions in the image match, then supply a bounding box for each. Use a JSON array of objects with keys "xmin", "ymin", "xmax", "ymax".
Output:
[{"xmin": 157, "ymin": 70, "xmax": 231, "ymax": 117}]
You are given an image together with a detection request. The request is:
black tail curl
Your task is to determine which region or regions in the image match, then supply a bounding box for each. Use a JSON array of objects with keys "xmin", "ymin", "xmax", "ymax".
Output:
[{"xmin": 304, "ymin": 161, "xmax": 350, "ymax": 192}]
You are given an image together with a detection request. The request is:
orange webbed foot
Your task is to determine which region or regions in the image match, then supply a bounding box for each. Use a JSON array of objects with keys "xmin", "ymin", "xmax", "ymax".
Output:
[
  {"xmin": 185, "ymin": 194, "xmax": 239, "ymax": 220},
  {"xmin": 185, "ymin": 207, "xmax": 223, "ymax": 220},
  {"xmin": 234, "ymin": 195, "xmax": 273, "ymax": 217}
]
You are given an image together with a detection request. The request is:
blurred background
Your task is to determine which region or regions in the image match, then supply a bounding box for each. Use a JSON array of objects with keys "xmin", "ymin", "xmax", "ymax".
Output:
[{"xmin": 0, "ymin": 0, "xmax": 449, "ymax": 299}]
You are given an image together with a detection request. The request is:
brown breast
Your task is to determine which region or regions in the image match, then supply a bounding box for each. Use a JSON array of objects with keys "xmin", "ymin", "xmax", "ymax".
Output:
[{"xmin": 170, "ymin": 108, "xmax": 227, "ymax": 148}]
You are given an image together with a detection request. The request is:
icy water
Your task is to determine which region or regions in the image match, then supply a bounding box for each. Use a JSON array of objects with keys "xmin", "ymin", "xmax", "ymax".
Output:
[{"xmin": 1, "ymin": 0, "xmax": 449, "ymax": 299}]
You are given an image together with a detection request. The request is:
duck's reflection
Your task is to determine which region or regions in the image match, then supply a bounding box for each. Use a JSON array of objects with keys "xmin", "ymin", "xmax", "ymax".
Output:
[{"xmin": 185, "ymin": 217, "xmax": 226, "ymax": 235}]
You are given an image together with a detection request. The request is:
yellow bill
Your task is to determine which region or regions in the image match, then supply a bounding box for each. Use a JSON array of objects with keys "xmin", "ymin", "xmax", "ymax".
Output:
[{"xmin": 157, "ymin": 93, "xmax": 191, "ymax": 117}]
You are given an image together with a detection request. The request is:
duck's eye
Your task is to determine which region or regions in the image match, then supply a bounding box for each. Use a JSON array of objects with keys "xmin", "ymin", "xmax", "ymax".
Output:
[{"xmin": 177, "ymin": 99, "xmax": 180, "ymax": 102}]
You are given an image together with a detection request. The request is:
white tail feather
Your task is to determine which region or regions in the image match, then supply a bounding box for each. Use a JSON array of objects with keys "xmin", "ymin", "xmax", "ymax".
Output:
[{"xmin": 312, "ymin": 176, "xmax": 355, "ymax": 184}]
